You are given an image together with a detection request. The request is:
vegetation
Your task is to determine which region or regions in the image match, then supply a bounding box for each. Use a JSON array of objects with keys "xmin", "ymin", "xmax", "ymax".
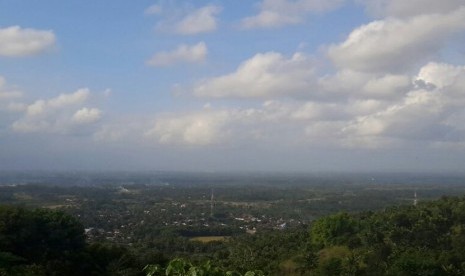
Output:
[
  {"xmin": 143, "ymin": 258, "xmax": 264, "ymax": 276},
  {"xmin": 307, "ymin": 196, "xmax": 465, "ymax": 275},
  {"xmin": 0, "ymin": 205, "xmax": 86, "ymax": 275},
  {"xmin": 2, "ymin": 173, "xmax": 465, "ymax": 275}
]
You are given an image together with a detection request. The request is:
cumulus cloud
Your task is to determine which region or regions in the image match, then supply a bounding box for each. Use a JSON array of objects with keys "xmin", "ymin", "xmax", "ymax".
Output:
[
  {"xmin": 25, "ymin": 88, "xmax": 89, "ymax": 117},
  {"xmin": 173, "ymin": 5, "xmax": 222, "ymax": 35},
  {"xmin": 327, "ymin": 7, "xmax": 465, "ymax": 73},
  {"xmin": 149, "ymin": 59, "xmax": 465, "ymax": 150},
  {"xmin": 328, "ymin": 7, "xmax": 465, "ymax": 72},
  {"xmin": 358, "ymin": 0, "xmax": 465, "ymax": 18},
  {"xmin": 0, "ymin": 26, "xmax": 55, "ymax": 57},
  {"xmin": 146, "ymin": 110, "xmax": 231, "ymax": 145},
  {"xmin": 142, "ymin": 100, "xmax": 346, "ymax": 148},
  {"xmin": 143, "ymin": 100, "xmax": 348, "ymax": 147},
  {"xmin": 72, "ymin": 108, "xmax": 102, "ymax": 124},
  {"xmin": 241, "ymin": 0, "xmax": 344, "ymax": 29},
  {"xmin": 194, "ymin": 52, "xmax": 317, "ymax": 98},
  {"xmin": 345, "ymin": 91, "xmax": 442, "ymax": 139},
  {"xmin": 416, "ymin": 62, "xmax": 465, "ymax": 91},
  {"xmin": 193, "ymin": 50, "xmax": 413, "ymax": 101},
  {"xmin": 147, "ymin": 42, "xmax": 207, "ymax": 67},
  {"xmin": 291, "ymin": 102, "xmax": 346, "ymax": 120},
  {"xmin": 341, "ymin": 62, "xmax": 465, "ymax": 147},
  {"xmin": 144, "ymin": 101, "xmax": 305, "ymax": 146},
  {"xmin": 319, "ymin": 70, "xmax": 411, "ymax": 100},
  {"xmin": 149, "ymin": 3, "xmax": 222, "ymax": 35},
  {"xmin": 11, "ymin": 88, "xmax": 102, "ymax": 134},
  {"xmin": 361, "ymin": 74, "xmax": 411, "ymax": 99}
]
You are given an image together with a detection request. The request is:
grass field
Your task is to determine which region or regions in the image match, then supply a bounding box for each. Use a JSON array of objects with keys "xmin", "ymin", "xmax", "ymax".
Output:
[{"xmin": 189, "ymin": 236, "xmax": 228, "ymax": 243}]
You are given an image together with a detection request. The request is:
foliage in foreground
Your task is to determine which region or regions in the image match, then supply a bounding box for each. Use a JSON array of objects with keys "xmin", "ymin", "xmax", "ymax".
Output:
[
  {"xmin": 0, "ymin": 205, "xmax": 86, "ymax": 275},
  {"xmin": 144, "ymin": 258, "xmax": 264, "ymax": 276},
  {"xmin": 0, "ymin": 205, "xmax": 148, "ymax": 275}
]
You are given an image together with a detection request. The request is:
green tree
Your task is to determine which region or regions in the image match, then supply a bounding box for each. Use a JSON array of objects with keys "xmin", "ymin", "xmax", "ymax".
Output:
[
  {"xmin": 0, "ymin": 205, "xmax": 86, "ymax": 275},
  {"xmin": 310, "ymin": 213, "xmax": 359, "ymax": 249}
]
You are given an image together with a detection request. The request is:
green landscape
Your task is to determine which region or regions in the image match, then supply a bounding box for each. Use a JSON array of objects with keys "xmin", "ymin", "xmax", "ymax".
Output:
[{"xmin": 1, "ymin": 172, "xmax": 465, "ymax": 275}]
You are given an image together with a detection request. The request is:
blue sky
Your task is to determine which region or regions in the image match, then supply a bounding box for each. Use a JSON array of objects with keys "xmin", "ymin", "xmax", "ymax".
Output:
[{"xmin": 1, "ymin": 0, "xmax": 465, "ymax": 172}]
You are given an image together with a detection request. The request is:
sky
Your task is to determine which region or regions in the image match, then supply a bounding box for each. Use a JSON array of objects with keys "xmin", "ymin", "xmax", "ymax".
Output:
[{"xmin": 1, "ymin": 0, "xmax": 465, "ymax": 173}]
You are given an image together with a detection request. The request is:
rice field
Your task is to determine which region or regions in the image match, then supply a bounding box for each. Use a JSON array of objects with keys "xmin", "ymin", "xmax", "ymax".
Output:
[{"xmin": 189, "ymin": 236, "xmax": 228, "ymax": 243}]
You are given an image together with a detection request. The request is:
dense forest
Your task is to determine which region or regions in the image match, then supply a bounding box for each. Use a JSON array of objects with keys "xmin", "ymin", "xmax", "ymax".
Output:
[{"xmin": 2, "ymin": 195, "xmax": 465, "ymax": 275}]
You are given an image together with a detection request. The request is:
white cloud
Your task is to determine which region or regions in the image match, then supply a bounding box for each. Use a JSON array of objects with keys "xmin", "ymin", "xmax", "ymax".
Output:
[
  {"xmin": 135, "ymin": 28, "xmax": 465, "ymax": 149},
  {"xmin": 319, "ymin": 70, "xmax": 411, "ymax": 100},
  {"xmin": 358, "ymin": 0, "xmax": 465, "ymax": 18},
  {"xmin": 26, "ymin": 88, "xmax": 89, "ymax": 117},
  {"xmin": 345, "ymin": 99, "xmax": 386, "ymax": 116},
  {"xmin": 194, "ymin": 51, "xmax": 412, "ymax": 101},
  {"xmin": 291, "ymin": 102, "xmax": 345, "ymax": 120},
  {"xmin": 415, "ymin": 63, "xmax": 465, "ymax": 111},
  {"xmin": 146, "ymin": 110, "xmax": 231, "ymax": 145},
  {"xmin": 319, "ymin": 70, "xmax": 371, "ymax": 96},
  {"xmin": 11, "ymin": 88, "xmax": 102, "ymax": 134},
  {"xmin": 341, "ymin": 62, "xmax": 465, "ymax": 147},
  {"xmin": 154, "ymin": 60, "xmax": 465, "ymax": 149},
  {"xmin": 416, "ymin": 62, "xmax": 465, "ymax": 90},
  {"xmin": 150, "ymin": 4, "xmax": 222, "ymax": 35},
  {"xmin": 48, "ymin": 89, "xmax": 89, "ymax": 108},
  {"xmin": 328, "ymin": 7, "xmax": 465, "ymax": 73},
  {"xmin": 147, "ymin": 42, "xmax": 207, "ymax": 67},
  {"xmin": 344, "ymin": 90, "xmax": 445, "ymax": 141},
  {"xmin": 143, "ymin": 100, "xmax": 348, "ymax": 147},
  {"xmin": 0, "ymin": 26, "xmax": 55, "ymax": 57},
  {"xmin": 72, "ymin": 108, "xmax": 102, "ymax": 124},
  {"xmin": 173, "ymin": 5, "xmax": 222, "ymax": 35},
  {"xmin": 241, "ymin": 11, "xmax": 301, "ymax": 29},
  {"xmin": 194, "ymin": 52, "xmax": 317, "ymax": 98},
  {"xmin": 241, "ymin": 0, "xmax": 344, "ymax": 29},
  {"xmin": 144, "ymin": 101, "xmax": 303, "ymax": 146},
  {"xmin": 361, "ymin": 74, "xmax": 411, "ymax": 99},
  {"xmin": 25, "ymin": 100, "xmax": 46, "ymax": 117}
]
